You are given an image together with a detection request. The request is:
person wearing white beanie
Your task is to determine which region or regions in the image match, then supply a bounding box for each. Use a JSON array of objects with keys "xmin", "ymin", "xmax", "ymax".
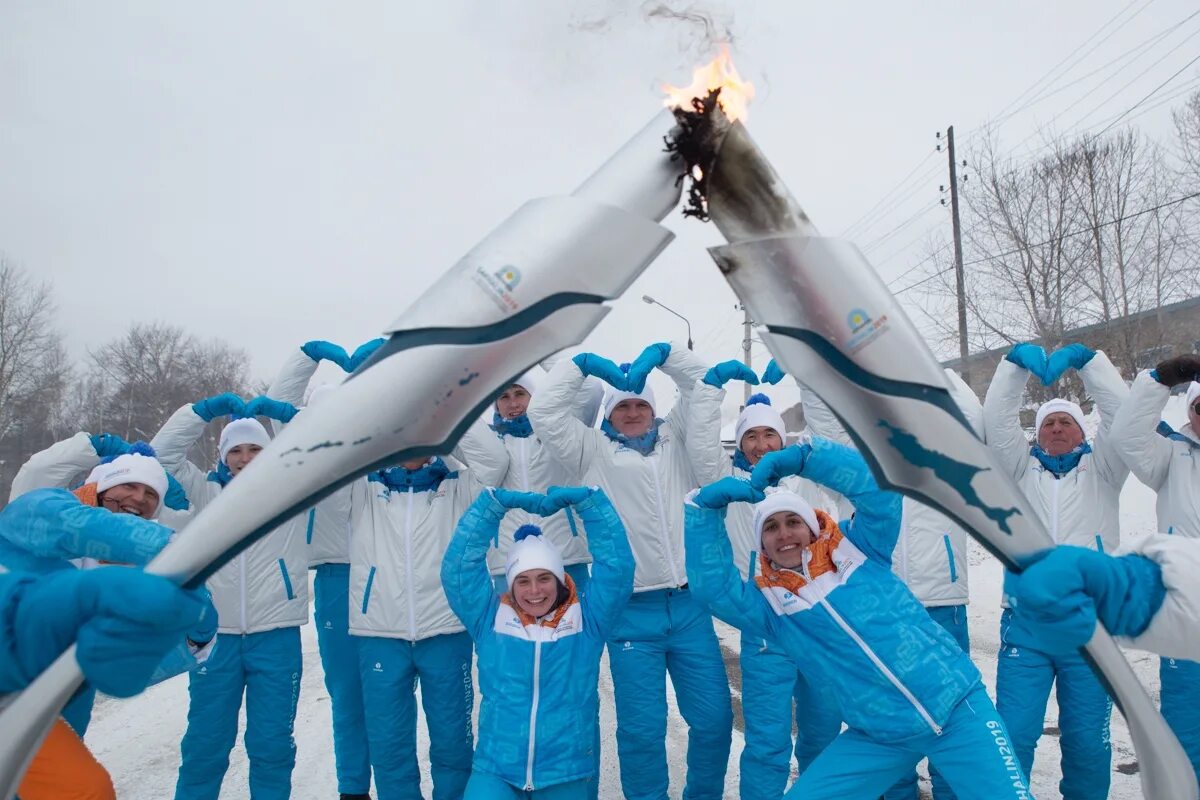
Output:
[
  {"xmin": 687, "ymin": 388, "xmax": 842, "ymax": 800},
  {"xmin": 85, "ymin": 452, "xmax": 169, "ymax": 519},
  {"xmin": 442, "ymin": 485, "xmax": 634, "ymax": 798},
  {"xmin": 1109, "ymin": 354, "xmax": 1200, "ymax": 790},
  {"xmin": 684, "ymin": 440, "xmax": 1032, "ymax": 799},
  {"xmin": 528, "ymin": 342, "xmax": 736, "ymax": 800},
  {"xmin": 151, "ymin": 392, "xmax": 309, "ymax": 800},
  {"xmin": 982, "ymin": 341, "xmax": 1130, "ymax": 799}
]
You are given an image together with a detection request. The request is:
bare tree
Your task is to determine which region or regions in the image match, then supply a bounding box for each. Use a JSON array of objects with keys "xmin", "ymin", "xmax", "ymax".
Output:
[
  {"xmin": 1173, "ymin": 89, "xmax": 1200, "ymax": 186},
  {"xmin": 69, "ymin": 322, "xmax": 252, "ymax": 467},
  {"xmin": 0, "ymin": 258, "xmax": 70, "ymax": 439}
]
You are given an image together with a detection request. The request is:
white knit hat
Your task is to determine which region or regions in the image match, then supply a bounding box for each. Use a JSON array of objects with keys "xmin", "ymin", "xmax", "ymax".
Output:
[
  {"xmin": 1186, "ymin": 381, "xmax": 1200, "ymax": 409},
  {"xmin": 603, "ymin": 386, "xmax": 657, "ymax": 421},
  {"xmin": 511, "ymin": 370, "xmax": 539, "ymax": 395},
  {"xmin": 505, "ymin": 524, "xmax": 565, "ymax": 587},
  {"xmin": 1034, "ymin": 399, "xmax": 1087, "ymax": 437},
  {"xmin": 218, "ymin": 418, "xmax": 272, "ymax": 463},
  {"xmin": 735, "ymin": 393, "xmax": 786, "ymax": 448},
  {"xmin": 753, "ymin": 490, "xmax": 820, "ymax": 548},
  {"xmin": 86, "ymin": 453, "xmax": 168, "ymax": 518}
]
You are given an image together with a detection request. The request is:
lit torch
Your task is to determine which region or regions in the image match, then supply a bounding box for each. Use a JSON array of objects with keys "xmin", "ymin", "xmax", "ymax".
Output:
[{"xmin": 661, "ymin": 52, "xmax": 1197, "ymax": 800}]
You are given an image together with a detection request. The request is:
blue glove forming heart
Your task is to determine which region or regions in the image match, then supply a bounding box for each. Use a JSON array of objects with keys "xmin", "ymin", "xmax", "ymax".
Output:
[
  {"xmin": 572, "ymin": 353, "xmax": 629, "ymax": 390},
  {"xmin": 1042, "ymin": 343, "xmax": 1096, "ymax": 385},
  {"xmin": 1004, "ymin": 343, "xmax": 1048, "ymax": 380},
  {"xmin": 349, "ymin": 338, "xmax": 386, "ymax": 371},
  {"xmin": 544, "ymin": 486, "xmax": 594, "ymax": 507},
  {"xmin": 624, "ymin": 342, "xmax": 672, "ymax": 393},
  {"xmin": 301, "ymin": 340, "xmax": 352, "ymax": 371},
  {"xmin": 192, "ymin": 392, "xmax": 246, "ymax": 422},
  {"xmin": 693, "ymin": 476, "xmax": 765, "ymax": 509},
  {"xmin": 245, "ymin": 396, "xmax": 299, "ymax": 423},
  {"xmin": 1007, "ymin": 545, "xmax": 1166, "ymax": 655},
  {"xmin": 749, "ymin": 443, "xmax": 813, "ymax": 490},
  {"xmin": 6, "ymin": 567, "xmax": 208, "ymax": 698},
  {"xmin": 492, "ymin": 488, "xmax": 561, "ymax": 517},
  {"xmin": 761, "ymin": 359, "xmax": 787, "ymax": 386},
  {"xmin": 90, "ymin": 433, "xmax": 131, "ymax": 458},
  {"xmin": 704, "ymin": 360, "xmax": 760, "ymax": 389}
]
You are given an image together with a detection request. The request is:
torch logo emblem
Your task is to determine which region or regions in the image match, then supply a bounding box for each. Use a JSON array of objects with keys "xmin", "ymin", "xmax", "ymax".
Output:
[
  {"xmin": 847, "ymin": 308, "xmax": 871, "ymax": 333},
  {"xmin": 495, "ymin": 266, "xmax": 521, "ymax": 290}
]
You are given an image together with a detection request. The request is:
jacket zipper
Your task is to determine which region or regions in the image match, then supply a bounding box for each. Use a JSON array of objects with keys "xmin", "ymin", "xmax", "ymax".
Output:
[
  {"xmin": 405, "ymin": 489, "xmax": 417, "ymax": 639},
  {"xmin": 239, "ymin": 552, "xmax": 248, "ymax": 633},
  {"xmin": 1049, "ymin": 479, "xmax": 1061, "ymax": 544},
  {"xmin": 818, "ymin": 597, "xmax": 943, "ymax": 735},
  {"xmin": 649, "ymin": 456, "xmax": 682, "ymax": 587},
  {"xmin": 525, "ymin": 639, "xmax": 543, "ymax": 790}
]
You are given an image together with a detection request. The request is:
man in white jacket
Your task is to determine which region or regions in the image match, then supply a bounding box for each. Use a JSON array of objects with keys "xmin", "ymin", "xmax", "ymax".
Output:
[
  {"xmin": 527, "ymin": 342, "xmax": 734, "ymax": 800},
  {"xmin": 151, "ymin": 392, "xmax": 309, "ymax": 800},
  {"xmin": 983, "ymin": 342, "xmax": 1129, "ymax": 800},
  {"xmin": 1109, "ymin": 355, "xmax": 1200, "ymax": 789}
]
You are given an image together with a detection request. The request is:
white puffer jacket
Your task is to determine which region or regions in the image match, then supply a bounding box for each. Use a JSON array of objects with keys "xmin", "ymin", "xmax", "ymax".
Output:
[
  {"xmin": 983, "ymin": 351, "xmax": 1129, "ymax": 555},
  {"xmin": 1116, "ymin": 533, "xmax": 1200, "ymax": 660},
  {"xmin": 9, "ymin": 431, "xmax": 192, "ymax": 530},
  {"xmin": 800, "ymin": 371, "xmax": 982, "ymax": 605},
  {"xmin": 1109, "ymin": 372, "xmax": 1200, "ymax": 538},
  {"xmin": 151, "ymin": 404, "xmax": 308, "ymax": 634},
  {"xmin": 348, "ymin": 462, "xmax": 485, "ymax": 640},
  {"xmin": 527, "ymin": 347, "xmax": 714, "ymax": 592}
]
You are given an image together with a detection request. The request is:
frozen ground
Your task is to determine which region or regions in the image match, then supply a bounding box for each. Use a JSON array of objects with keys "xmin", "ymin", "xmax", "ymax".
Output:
[{"xmin": 89, "ymin": 396, "xmax": 1188, "ymax": 798}]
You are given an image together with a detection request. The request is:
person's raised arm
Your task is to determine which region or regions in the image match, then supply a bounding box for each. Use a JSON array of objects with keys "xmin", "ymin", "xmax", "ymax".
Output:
[
  {"xmin": 555, "ymin": 486, "xmax": 634, "ymax": 636},
  {"xmin": 441, "ymin": 489, "xmax": 508, "ymax": 638},
  {"xmin": 150, "ymin": 393, "xmax": 244, "ymax": 511},
  {"xmin": 9, "ymin": 432, "xmax": 118, "ymax": 501},
  {"xmin": 983, "ymin": 344, "xmax": 1045, "ymax": 481},
  {"xmin": 1109, "ymin": 368, "xmax": 1183, "ymax": 490},
  {"xmin": 527, "ymin": 356, "xmax": 613, "ymax": 475}
]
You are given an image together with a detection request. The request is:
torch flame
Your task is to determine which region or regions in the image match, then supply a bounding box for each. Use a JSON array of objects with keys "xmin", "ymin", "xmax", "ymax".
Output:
[{"xmin": 662, "ymin": 46, "xmax": 755, "ymax": 123}]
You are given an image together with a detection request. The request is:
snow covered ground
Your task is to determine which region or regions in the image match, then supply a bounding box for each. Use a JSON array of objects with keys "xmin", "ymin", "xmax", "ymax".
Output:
[{"xmin": 88, "ymin": 396, "xmax": 1189, "ymax": 798}]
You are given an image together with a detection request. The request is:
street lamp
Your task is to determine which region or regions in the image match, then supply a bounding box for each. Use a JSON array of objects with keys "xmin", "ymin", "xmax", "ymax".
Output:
[{"xmin": 642, "ymin": 295, "xmax": 694, "ymax": 350}]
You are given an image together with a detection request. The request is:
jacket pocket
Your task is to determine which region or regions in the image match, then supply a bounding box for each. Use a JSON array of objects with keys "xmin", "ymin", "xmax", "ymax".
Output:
[
  {"xmin": 278, "ymin": 558, "xmax": 296, "ymax": 600},
  {"xmin": 361, "ymin": 566, "xmax": 377, "ymax": 614},
  {"xmin": 942, "ymin": 535, "xmax": 958, "ymax": 583}
]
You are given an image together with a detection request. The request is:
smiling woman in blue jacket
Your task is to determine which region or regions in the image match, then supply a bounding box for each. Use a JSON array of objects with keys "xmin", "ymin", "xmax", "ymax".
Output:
[
  {"xmin": 441, "ymin": 485, "xmax": 634, "ymax": 800},
  {"xmin": 683, "ymin": 439, "xmax": 1035, "ymax": 800}
]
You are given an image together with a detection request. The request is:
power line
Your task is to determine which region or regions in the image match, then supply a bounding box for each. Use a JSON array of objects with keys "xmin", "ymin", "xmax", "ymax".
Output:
[
  {"xmin": 840, "ymin": 149, "xmax": 938, "ymax": 239},
  {"xmin": 963, "ymin": 190, "xmax": 1200, "ymax": 266},
  {"xmin": 861, "ymin": 199, "xmax": 945, "ymax": 255},
  {"xmin": 1091, "ymin": 51, "xmax": 1200, "ymax": 138},
  {"xmin": 891, "ymin": 190, "xmax": 1200, "ymax": 294}
]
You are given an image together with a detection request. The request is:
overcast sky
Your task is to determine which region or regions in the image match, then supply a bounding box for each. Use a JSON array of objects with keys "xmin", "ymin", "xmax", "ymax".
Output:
[{"xmin": 3, "ymin": 0, "xmax": 1197, "ymax": 416}]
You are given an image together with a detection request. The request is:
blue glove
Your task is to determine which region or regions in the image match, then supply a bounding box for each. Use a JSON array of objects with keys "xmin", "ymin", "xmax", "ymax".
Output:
[
  {"xmin": 572, "ymin": 353, "xmax": 629, "ymax": 390},
  {"xmin": 1042, "ymin": 343, "xmax": 1096, "ymax": 384},
  {"xmin": 761, "ymin": 359, "xmax": 786, "ymax": 385},
  {"xmin": 704, "ymin": 360, "xmax": 760, "ymax": 388},
  {"xmin": 749, "ymin": 443, "xmax": 812, "ymax": 490},
  {"xmin": 6, "ymin": 567, "xmax": 207, "ymax": 697},
  {"xmin": 245, "ymin": 396, "xmax": 299, "ymax": 423},
  {"xmin": 624, "ymin": 342, "xmax": 671, "ymax": 393},
  {"xmin": 187, "ymin": 589, "xmax": 218, "ymax": 646},
  {"xmin": 1008, "ymin": 546, "xmax": 1166, "ymax": 654},
  {"xmin": 301, "ymin": 340, "xmax": 351, "ymax": 371},
  {"xmin": 693, "ymin": 476, "xmax": 765, "ymax": 509},
  {"xmin": 545, "ymin": 486, "xmax": 594, "ymax": 507},
  {"xmin": 492, "ymin": 488, "xmax": 559, "ymax": 517},
  {"xmin": 90, "ymin": 433, "xmax": 131, "ymax": 458},
  {"xmin": 164, "ymin": 473, "xmax": 190, "ymax": 511},
  {"xmin": 1004, "ymin": 343, "xmax": 1048, "ymax": 379},
  {"xmin": 192, "ymin": 392, "xmax": 246, "ymax": 422},
  {"xmin": 349, "ymin": 338, "xmax": 386, "ymax": 371}
]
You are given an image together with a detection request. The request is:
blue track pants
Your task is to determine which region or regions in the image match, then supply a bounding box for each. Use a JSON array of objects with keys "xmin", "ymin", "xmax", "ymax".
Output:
[
  {"xmin": 607, "ymin": 587, "xmax": 733, "ymax": 800},
  {"xmin": 996, "ymin": 608, "xmax": 1111, "ymax": 800},
  {"xmin": 1162, "ymin": 656, "xmax": 1200, "ymax": 790},
  {"xmin": 314, "ymin": 563, "xmax": 371, "ymax": 794},
  {"xmin": 738, "ymin": 632, "xmax": 841, "ymax": 800},
  {"xmin": 357, "ymin": 632, "xmax": 474, "ymax": 800},
  {"xmin": 174, "ymin": 626, "xmax": 302, "ymax": 800},
  {"xmin": 784, "ymin": 686, "xmax": 1032, "ymax": 800}
]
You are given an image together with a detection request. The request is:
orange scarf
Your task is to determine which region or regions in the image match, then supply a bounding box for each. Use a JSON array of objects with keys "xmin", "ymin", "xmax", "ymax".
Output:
[{"xmin": 754, "ymin": 509, "xmax": 845, "ymax": 594}]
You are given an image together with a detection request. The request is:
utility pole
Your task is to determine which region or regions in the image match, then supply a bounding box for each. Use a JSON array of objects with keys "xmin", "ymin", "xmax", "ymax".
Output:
[
  {"xmin": 740, "ymin": 304, "xmax": 752, "ymax": 405},
  {"xmin": 944, "ymin": 125, "xmax": 970, "ymax": 385}
]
